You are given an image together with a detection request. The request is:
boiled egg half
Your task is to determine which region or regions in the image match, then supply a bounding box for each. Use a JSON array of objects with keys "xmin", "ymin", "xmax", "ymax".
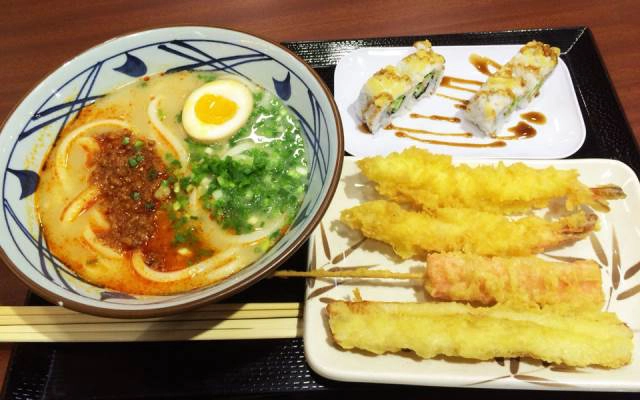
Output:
[{"xmin": 182, "ymin": 79, "xmax": 253, "ymax": 142}]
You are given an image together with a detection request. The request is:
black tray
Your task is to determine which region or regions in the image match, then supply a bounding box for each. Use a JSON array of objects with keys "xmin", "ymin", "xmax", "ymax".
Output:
[{"xmin": 3, "ymin": 27, "xmax": 639, "ymax": 400}]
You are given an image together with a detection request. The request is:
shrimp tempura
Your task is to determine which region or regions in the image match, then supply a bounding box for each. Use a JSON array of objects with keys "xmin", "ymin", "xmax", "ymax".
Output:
[
  {"xmin": 358, "ymin": 147, "xmax": 625, "ymax": 213},
  {"xmin": 340, "ymin": 200, "xmax": 597, "ymax": 258}
]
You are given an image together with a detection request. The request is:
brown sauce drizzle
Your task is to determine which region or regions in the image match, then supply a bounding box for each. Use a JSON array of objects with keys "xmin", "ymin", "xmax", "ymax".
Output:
[
  {"xmin": 441, "ymin": 76, "xmax": 478, "ymax": 94},
  {"xmin": 358, "ymin": 122, "xmax": 372, "ymax": 134},
  {"xmin": 409, "ymin": 113, "xmax": 461, "ymax": 123},
  {"xmin": 508, "ymin": 121, "xmax": 537, "ymax": 138},
  {"xmin": 395, "ymin": 131, "xmax": 506, "ymax": 148},
  {"xmin": 443, "ymin": 76, "xmax": 483, "ymax": 86},
  {"xmin": 386, "ymin": 123, "xmax": 472, "ymax": 138},
  {"xmin": 469, "ymin": 54, "xmax": 502, "ymax": 76},
  {"xmin": 520, "ymin": 111, "xmax": 547, "ymax": 125},
  {"xmin": 496, "ymin": 121, "xmax": 537, "ymax": 140},
  {"xmin": 436, "ymin": 93, "xmax": 469, "ymax": 110}
]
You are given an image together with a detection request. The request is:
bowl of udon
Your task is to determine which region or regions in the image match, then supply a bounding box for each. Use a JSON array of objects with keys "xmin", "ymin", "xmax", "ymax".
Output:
[{"xmin": 0, "ymin": 26, "xmax": 343, "ymax": 317}]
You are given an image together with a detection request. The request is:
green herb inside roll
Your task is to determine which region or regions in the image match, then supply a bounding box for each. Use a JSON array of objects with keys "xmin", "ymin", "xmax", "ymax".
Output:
[{"xmin": 356, "ymin": 40, "xmax": 446, "ymax": 133}]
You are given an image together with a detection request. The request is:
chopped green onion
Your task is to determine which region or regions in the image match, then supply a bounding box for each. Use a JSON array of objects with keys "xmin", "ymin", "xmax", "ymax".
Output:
[
  {"xmin": 154, "ymin": 185, "xmax": 170, "ymax": 200},
  {"xmin": 197, "ymin": 73, "xmax": 216, "ymax": 83},
  {"xmin": 128, "ymin": 153, "xmax": 144, "ymax": 168},
  {"xmin": 170, "ymin": 159, "xmax": 181, "ymax": 169},
  {"xmin": 131, "ymin": 191, "xmax": 141, "ymax": 201},
  {"xmin": 122, "ymin": 136, "xmax": 130, "ymax": 145},
  {"xmin": 147, "ymin": 168, "xmax": 158, "ymax": 180},
  {"xmin": 196, "ymin": 248, "xmax": 214, "ymax": 258},
  {"xmin": 177, "ymin": 86, "xmax": 307, "ymax": 236}
]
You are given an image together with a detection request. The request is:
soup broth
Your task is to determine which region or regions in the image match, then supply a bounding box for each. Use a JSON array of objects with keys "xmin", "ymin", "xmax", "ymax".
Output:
[{"xmin": 36, "ymin": 71, "xmax": 308, "ymax": 295}]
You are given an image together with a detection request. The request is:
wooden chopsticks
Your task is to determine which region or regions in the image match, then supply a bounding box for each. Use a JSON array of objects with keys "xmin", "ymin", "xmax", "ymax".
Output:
[{"xmin": 0, "ymin": 302, "xmax": 303, "ymax": 342}]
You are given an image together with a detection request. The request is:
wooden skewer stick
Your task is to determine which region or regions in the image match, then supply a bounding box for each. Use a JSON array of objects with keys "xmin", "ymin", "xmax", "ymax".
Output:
[
  {"xmin": 274, "ymin": 268, "xmax": 423, "ymax": 280},
  {"xmin": 275, "ymin": 254, "xmax": 605, "ymax": 312}
]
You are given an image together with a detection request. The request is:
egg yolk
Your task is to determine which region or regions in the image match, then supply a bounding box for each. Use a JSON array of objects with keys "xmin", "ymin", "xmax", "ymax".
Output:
[{"xmin": 194, "ymin": 94, "xmax": 238, "ymax": 125}]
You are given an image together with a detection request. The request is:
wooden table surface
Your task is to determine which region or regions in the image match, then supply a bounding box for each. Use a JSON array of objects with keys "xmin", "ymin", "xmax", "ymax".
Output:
[{"xmin": 0, "ymin": 0, "xmax": 638, "ymax": 393}]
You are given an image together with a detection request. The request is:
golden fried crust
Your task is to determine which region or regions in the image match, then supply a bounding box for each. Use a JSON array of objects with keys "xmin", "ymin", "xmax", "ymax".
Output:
[
  {"xmin": 412, "ymin": 39, "xmax": 432, "ymax": 50},
  {"xmin": 357, "ymin": 147, "xmax": 607, "ymax": 213},
  {"xmin": 327, "ymin": 301, "xmax": 633, "ymax": 368},
  {"xmin": 364, "ymin": 66, "xmax": 412, "ymax": 101},
  {"xmin": 425, "ymin": 252, "xmax": 604, "ymax": 310},
  {"xmin": 399, "ymin": 48, "xmax": 445, "ymax": 71},
  {"xmin": 520, "ymin": 40, "xmax": 561, "ymax": 60},
  {"xmin": 340, "ymin": 200, "xmax": 596, "ymax": 258}
]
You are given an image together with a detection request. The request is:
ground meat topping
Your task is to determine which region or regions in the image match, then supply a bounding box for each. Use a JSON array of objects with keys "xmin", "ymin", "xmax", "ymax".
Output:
[{"xmin": 89, "ymin": 130, "xmax": 169, "ymax": 250}]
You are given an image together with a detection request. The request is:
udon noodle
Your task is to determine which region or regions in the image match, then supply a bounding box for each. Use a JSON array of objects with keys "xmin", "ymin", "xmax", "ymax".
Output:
[{"xmin": 36, "ymin": 71, "xmax": 308, "ymax": 295}]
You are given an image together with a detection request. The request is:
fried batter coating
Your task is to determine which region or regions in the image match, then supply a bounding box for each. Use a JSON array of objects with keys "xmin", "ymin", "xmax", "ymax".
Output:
[
  {"xmin": 278, "ymin": 254, "xmax": 602, "ymax": 310},
  {"xmin": 426, "ymin": 253, "xmax": 604, "ymax": 310},
  {"xmin": 327, "ymin": 301, "xmax": 633, "ymax": 368},
  {"xmin": 358, "ymin": 148, "xmax": 624, "ymax": 213},
  {"xmin": 340, "ymin": 200, "xmax": 597, "ymax": 258}
]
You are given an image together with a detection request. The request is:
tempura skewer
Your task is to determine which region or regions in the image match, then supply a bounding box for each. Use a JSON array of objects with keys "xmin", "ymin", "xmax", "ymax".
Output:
[
  {"xmin": 276, "ymin": 269, "xmax": 423, "ymax": 280},
  {"xmin": 340, "ymin": 200, "xmax": 597, "ymax": 258},
  {"xmin": 358, "ymin": 148, "xmax": 625, "ymax": 213},
  {"xmin": 425, "ymin": 253, "xmax": 603, "ymax": 309},
  {"xmin": 326, "ymin": 301, "xmax": 633, "ymax": 368},
  {"xmin": 276, "ymin": 253, "xmax": 604, "ymax": 310}
]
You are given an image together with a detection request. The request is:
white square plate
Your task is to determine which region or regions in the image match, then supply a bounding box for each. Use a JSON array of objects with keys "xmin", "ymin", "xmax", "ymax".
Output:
[
  {"xmin": 334, "ymin": 45, "xmax": 586, "ymax": 158},
  {"xmin": 303, "ymin": 157, "xmax": 640, "ymax": 391}
]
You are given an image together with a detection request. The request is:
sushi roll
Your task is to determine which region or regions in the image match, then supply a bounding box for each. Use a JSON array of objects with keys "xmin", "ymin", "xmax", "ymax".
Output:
[
  {"xmin": 397, "ymin": 40, "xmax": 445, "ymax": 103},
  {"xmin": 357, "ymin": 40, "xmax": 446, "ymax": 133},
  {"xmin": 356, "ymin": 66, "xmax": 413, "ymax": 133},
  {"xmin": 465, "ymin": 41, "xmax": 560, "ymax": 136}
]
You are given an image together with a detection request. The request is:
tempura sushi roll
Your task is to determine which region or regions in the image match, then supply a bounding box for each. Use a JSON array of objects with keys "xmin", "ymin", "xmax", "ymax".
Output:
[
  {"xmin": 397, "ymin": 40, "xmax": 445, "ymax": 103},
  {"xmin": 465, "ymin": 41, "xmax": 560, "ymax": 136},
  {"xmin": 356, "ymin": 40, "xmax": 446, "ymax": 133},
  {"xmin": 356, "ymin": 66, "xmax": 413, "ymax": 133}
]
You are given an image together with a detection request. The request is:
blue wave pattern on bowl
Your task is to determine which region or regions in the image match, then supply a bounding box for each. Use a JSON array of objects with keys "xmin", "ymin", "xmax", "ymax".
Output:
[{"xmin": 2, "ymin": 37, "xmax": 332, "ymax": 305}]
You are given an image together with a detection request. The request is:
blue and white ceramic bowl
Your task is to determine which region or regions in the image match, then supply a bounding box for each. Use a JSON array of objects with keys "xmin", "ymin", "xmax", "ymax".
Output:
[{"xmin": 0, "ymin": 27, "xmax": 343, "ymax": 317}]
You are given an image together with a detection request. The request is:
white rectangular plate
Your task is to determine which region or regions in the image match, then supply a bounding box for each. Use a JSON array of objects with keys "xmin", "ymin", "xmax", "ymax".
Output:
[
  {"xmin": 303, "ymin": 156, "xmax": 640, "ymax": 391},
  {"xmin": 334, "ymin": 45, "xmax": 586, "ymax": 158}
]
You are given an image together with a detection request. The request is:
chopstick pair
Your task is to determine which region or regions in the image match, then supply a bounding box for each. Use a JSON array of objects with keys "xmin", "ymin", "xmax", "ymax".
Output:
[{"xmin": 0, "ymin": 302, "xmax": 302, "ymax": 342}]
